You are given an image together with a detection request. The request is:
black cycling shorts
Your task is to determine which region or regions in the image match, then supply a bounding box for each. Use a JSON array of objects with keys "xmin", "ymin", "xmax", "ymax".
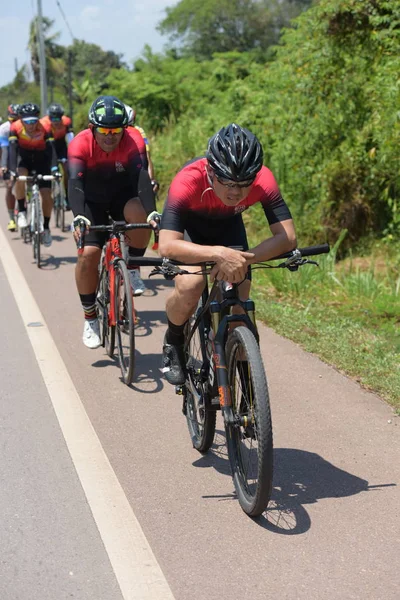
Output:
[
  {"xmin": 83, "ymin": 186, "xmax": 134, "ymax": 247},
  {"xmin": 185, "ymin": 214, "xmax": 252, "ymax": 280},
  {"xmin": 17, "ymin": 150, "xmax": 52, "ymax": 189}
]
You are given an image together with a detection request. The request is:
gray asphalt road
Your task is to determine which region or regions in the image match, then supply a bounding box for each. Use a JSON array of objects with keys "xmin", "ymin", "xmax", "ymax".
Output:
[{"xmin": 0, "ymin": 189, "xmax": 399, "ymax": 600}]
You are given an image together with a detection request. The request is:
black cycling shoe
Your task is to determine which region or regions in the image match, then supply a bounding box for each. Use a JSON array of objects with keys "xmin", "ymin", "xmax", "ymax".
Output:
[{"xmin": 162, "ymin": 337, "xmax": 186, "ymax": 385}]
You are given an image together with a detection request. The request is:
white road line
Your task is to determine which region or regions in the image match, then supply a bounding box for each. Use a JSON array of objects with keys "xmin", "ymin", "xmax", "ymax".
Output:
[{"xmin": 0, "ymin": 226, "xmax": 175, "ymax": 600}]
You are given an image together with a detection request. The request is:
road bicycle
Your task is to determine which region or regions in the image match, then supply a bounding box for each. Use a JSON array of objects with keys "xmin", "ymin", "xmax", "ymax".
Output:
[
  {"xmin": 52, "ymin": 161, "xmax": 68, "ymax": 232},
  {"xmin": 143, "ymin": 243, "xmax": 330, "ymax": 517},
  {"xmin": 76, "ymin": 217, "xmax": 156, "ymax": 385},
  {"xmin": 16, "ymin": 173, "xmax": 59, "ymax": 268}
]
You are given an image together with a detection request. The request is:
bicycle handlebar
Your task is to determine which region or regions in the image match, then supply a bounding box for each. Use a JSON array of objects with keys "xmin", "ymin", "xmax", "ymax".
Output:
[
  {"xmin": 89, "ymin": 222, "xmax": 153, "ymax": 232},
  {"xmin": 16, "ymin": 174, "xmax": 59, "ymax": 182},
  {"xmin": 270, "ymin": 243, "xmax": 330, "ymax": 260}
]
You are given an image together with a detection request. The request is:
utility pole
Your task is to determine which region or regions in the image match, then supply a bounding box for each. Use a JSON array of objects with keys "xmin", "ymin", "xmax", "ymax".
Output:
[{"xmin": 37, "ymin": 0, "xmax": 48, "ymax": 113}]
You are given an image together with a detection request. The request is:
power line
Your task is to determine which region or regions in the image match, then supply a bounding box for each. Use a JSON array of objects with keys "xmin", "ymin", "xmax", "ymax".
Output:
[{"xmin": 55, "ymin": 0, "xmax": 75, "ymax": 44}]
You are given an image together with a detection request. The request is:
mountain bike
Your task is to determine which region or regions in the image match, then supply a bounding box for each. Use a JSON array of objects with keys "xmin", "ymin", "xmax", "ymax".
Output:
[
  {"xmin": 52, "ymin": 161, "xmax": 67, "ymax": 231},
  {"xmin": 16, "ymin": 173, "xmax": 58, "ymax": 268},
  {"xmin": 76, "ymin": 217, "xmax": 156, "ymax": 385},
  {"xmin": 145, "ymin": 243, "xmax": 330, "ymax": 517}
]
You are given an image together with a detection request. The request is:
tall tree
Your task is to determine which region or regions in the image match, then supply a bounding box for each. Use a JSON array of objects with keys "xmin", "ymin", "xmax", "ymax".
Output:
[{"xmin": 157, "ymin": 0, "xmax": 314, "ymax": 59}]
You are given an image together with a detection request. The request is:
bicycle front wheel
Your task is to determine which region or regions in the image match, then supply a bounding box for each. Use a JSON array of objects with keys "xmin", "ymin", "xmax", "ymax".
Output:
[
  {"xmin": 225, "ymin": 326, "xmax": 273, "ymax": 517},
  {"xmin": 97, "ymin": 265, "xmax": 115, "ymax": 357},
  {"xmin": 184, "ymin": 301, "xmax": 216, "ymax": 453},
  {"xmin": 114, "ymin": 260, "xmax": 135, "ymax": 384}
]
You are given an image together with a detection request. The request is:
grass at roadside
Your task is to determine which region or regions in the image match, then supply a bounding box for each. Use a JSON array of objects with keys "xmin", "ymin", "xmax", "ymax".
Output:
[{"xmin": 250, "ymin": 245, "xmax": 400, "ymax": 411}]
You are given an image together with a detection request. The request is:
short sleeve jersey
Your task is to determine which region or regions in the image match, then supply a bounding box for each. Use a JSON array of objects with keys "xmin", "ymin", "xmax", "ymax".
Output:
[
  {"xmin": 9, "ymin": 120, "xmax": 50, "ymax": 151},
  {"xmin": 40, "ymin": 115, "xmax": 73, "ymax": 141},
  {"xmin": 67, "ymin": 128, "xmax": 147, "ymax": 204},
  {"xmin": 126, "ymin": 126, "xmax": 147, "ymax": 155},
  {"xmin": 161, "ymin": 157, "xmax": 292, "ymax": 237}
]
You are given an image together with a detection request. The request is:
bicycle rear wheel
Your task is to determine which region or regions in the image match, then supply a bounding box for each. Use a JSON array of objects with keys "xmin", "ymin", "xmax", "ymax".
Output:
[
  {"xmin": 184, "ymin": 301, "xmax": 216, "ymax": 453},
  {"xmin": 225, "ymin": 326, "xmax": 273, "ymax": 517},
  {"xmin": 114, "ymin": 260, "xmax": 135, "ymax": 384},
  {"xmin": 97, "ymin": 265, "xmax": 115, "ymax": 357}
]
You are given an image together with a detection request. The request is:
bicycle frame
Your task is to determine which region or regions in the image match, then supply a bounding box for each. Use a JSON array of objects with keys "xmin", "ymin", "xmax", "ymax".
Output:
[
  {"xmin": 184, "ymin": 278, "xmax": 259, "ymax": 421},
  {"xmin": 102, "ymin": 234, "xmax": 124, "ymax": 328}
]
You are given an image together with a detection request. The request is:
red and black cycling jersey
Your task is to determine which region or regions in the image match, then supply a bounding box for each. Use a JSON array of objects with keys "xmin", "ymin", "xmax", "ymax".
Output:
[
  {"xmin": 40, "ymin": 115, "xmax": 73, "ymax": 141},
  {"xmin": 161, "ymin": 157, "xmax": 292, "ymax": 238},
  {"xmin": 7, "ymin": 119, "xmax": 58, "ymax": 173},
  {"xmin": 67, "ymin": 128, "xmax": 155, "ymax": 216}
]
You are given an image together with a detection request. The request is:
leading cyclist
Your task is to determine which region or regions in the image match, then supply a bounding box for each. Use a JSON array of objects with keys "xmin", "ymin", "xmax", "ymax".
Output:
[
  {"xmin": 68, "ymin": 95, "xmax": 157, "ymax": 349},
  {"xmin": 158, "ymin": 123, "xmax": 297, "ymax": 385}
]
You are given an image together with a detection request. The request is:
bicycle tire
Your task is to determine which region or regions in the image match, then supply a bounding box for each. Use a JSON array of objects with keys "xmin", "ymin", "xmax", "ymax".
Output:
[
  {"xmin": 184, "ymin": 300, "xmax": 216, "ymax": 453},
  {"xmin": 225, "ymin": 326, "xmax": 273, "ymax": 517},
  {"xmin": 33, "ymin": 192, "xmax": 41, "ymax": 268},
  {"xmin": 114, "ymin": 260, "xmax": 135, "ymax": 384},
  {"xmin": 96, "ymin": 265, "xmax": 115, "ymax": 357},
  {"xmin": 54, "ymin": 185, "xmax": 61, "ymax": 229}
]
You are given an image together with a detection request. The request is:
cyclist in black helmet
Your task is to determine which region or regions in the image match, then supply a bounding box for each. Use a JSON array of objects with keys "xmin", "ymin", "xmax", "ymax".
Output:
[
  {"xmin": 68, "ymin": 95, "xmax": 157, "ymax": 349},
  {"xmin": 159, "ymin": 123, "xmax": 297, "ymax": 385}
]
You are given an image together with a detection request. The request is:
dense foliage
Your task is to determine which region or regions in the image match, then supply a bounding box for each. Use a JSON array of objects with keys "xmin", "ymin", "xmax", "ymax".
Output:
[
  {"xmin": 110, "ymin": 0, "xmax": 400, "ymax": 247},
  {"xmin": 1, "ymin": 0, "xmax": 398, "ymax": 248},
  {"xmin": 157, "ymin": 0, "xmax": 313, "ymax": 59}
]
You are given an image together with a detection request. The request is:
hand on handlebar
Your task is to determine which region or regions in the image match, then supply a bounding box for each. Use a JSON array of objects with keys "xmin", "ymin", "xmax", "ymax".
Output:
[
  {"xmin": 210, "ymin": 247, "xmax": 255, "ymax": 283},
  {"xmin": 72, "ymin": 215, "xmax": 91, "ymax": 246}
]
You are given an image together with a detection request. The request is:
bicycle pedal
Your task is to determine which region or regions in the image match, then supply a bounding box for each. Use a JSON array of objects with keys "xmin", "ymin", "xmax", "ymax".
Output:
[{"xmin": 175, "ymin": 385, "xmax": 184, "ymax": 395}]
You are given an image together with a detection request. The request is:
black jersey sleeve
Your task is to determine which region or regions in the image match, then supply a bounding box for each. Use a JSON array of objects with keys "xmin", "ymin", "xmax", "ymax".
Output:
[{"xmin": 261, "ymin": 195, "xmax": 292, "ymax": 224}]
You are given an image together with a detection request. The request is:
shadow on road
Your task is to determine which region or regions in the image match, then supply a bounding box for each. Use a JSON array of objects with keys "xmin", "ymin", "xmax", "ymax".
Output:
[
  {"xmin": 192, "ymin": 438, "xmax": 396, "ymax": 534},
  {"xmin": 134, "ymin": 309, "xmax": 168, "ymax": 338},
  {"xmin": 39, "ymin": 254, "xmax": 78, "ymax": 269},
  {"xmin": 91, "ymin": 349, "xmax": 165, "ymax": 394}
]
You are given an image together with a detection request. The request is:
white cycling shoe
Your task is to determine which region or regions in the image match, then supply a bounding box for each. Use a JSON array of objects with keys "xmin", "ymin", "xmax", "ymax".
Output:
[
  {"xmin": 42, "ymin": 229, "xmax": 52, "ymax": 247},
  {"xmin": 82, "ymin": 318, "xmax": 101, "ymax": 349},
  {"xmin": 17, "ymin": 212, "xmax": 28, "ymax": 228},
  {"xmin": 129, "ymin": 268, "xmax": 146, "ymax": 296}
]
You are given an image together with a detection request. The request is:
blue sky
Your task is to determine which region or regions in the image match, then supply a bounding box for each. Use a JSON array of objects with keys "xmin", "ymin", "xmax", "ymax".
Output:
[{"xmin": 0, "ymin": 0, "xmax": 175, "ymax": 87}]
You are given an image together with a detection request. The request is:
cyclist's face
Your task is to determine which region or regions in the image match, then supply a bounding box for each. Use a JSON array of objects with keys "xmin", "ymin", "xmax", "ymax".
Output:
[
  {"xmin": 94, "ymin": 128, "xmax": 124, "ymax": 152},
  {"xmin": 23, "ymin": 119, "xmax": 39, "ymax": 135},
  {"xmin": 209, "ymin": 169, "xmax": 253, "ymax": 206}
]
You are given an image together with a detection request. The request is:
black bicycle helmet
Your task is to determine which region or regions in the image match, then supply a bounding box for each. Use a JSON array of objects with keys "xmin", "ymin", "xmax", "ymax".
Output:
[
  {"xmin": 48, "ymin": 102, "xmax": 64, "ymax": 118},
  {"xmin": 88, "ymin": 95, "xmax": 128, "ymax": 128},
  {"xmin": 206, "ymin": 123, "xmax": 263, "ymax": 181},
  {"xmin": 19, "ymin": 103, "xmax": 40, "ymax": 118},
  {"xmin": 7, "ymin": 103, "xmax": 20, "ymax": 120}
]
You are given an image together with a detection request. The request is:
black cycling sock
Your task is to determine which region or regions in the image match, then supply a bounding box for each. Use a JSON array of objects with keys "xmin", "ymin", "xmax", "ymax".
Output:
[
  {"xmin": 166, "ymin": 318, "xmax": 187, "ymax": 346},
  {"xmin": 43, "ymin": 216, "xmax": 50, "ymax": 229},
  {"xmin": 18, "ymin": 199, "xmax": 26, "ymax": 212},
  {"xmin": 80, "ymin": 292, "xmax": 97, "ymax": 321}
]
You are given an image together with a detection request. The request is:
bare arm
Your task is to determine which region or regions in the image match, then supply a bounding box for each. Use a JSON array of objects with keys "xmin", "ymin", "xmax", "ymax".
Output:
[{"xmin": 247, "ymin": 219, "xmax": 297, "ymax": 262}]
